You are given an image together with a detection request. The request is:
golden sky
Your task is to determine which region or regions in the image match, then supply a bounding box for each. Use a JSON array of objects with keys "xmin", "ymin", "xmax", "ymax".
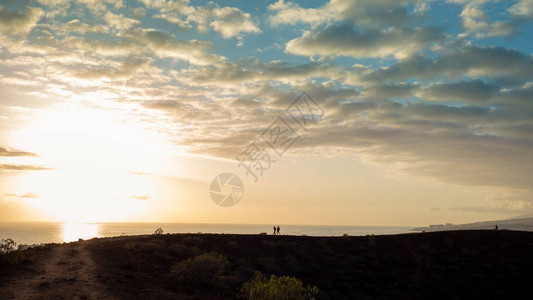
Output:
[{"xmin": 1, "ymin": 0, "xmax": 533, "ymax": 225}]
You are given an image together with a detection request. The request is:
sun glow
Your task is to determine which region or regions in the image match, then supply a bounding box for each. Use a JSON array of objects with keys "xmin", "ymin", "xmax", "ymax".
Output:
[
  {"xmin": 11, "ymin": 101, "xmax": 174, "ymax": 222},
  {"xmin": 62, "ymin": 222, "xmax": 99, "ymax": 242}
]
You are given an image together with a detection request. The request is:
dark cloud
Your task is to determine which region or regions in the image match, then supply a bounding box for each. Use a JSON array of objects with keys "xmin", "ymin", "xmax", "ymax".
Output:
[
  {"xmin": 269, "ymin": 0, "xmax": 413, "ymax": 29},
  {"xmin": 417, "ymin": 80, "xmax": 501, "ymax": 103},
  {"xmin": 0, "ymin": 4, "xmax": 43, "ymax": 36},
  {"xmin": 286, "ymin": 24, "xmax": 443, "ymax": 59},
  {"xmin": 365, "ymin": 45, "xmax": 533, "ymax": 86}
]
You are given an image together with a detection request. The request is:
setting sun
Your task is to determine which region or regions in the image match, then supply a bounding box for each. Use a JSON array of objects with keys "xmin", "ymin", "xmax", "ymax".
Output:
[
  {"xmin": 8, "ymin": 102, "xmax": 169, "ymax": 222},
  {"xmin": 1, "ymin": 0, "xmax": 533, "ymax": 298}
]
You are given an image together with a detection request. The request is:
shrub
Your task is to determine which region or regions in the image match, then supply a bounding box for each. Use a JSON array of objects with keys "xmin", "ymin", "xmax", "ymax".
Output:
[
  {"xmin": 170, "ymin": 252, "xmax": 229, "ymax": 288},
  {"xmin": 182, "ymin": 237, "xmax": 203, "ymax": 247},
  {"xmin": 168, "ymin": 244, "xmax": 192, "ymax": 259},
  {"xmin": 0, "ymin": 238, "xmax": 24, "ymax": 265},
  {"xmin": 140, "ymin": 241, "xmax": 164, "ymax": 253},
  {"xmin": 241, "ymin": 272, "xmax": 318, "ymax": 300}
]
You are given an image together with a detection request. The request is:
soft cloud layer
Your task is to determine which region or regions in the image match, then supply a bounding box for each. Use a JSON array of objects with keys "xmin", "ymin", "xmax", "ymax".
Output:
[
  {"xmin": 1, "ymin": 0, "xmax": 533, "ymax": 218},
  {"xmin": 0, "ymin": 147, "xmax": 38, "ymax": 157},
  {"xmin": 0, "ymin": 164, "xmax": 53, "ymax": 171}
]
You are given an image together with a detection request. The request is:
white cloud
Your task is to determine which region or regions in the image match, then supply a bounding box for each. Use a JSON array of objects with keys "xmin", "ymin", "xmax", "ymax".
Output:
[
  {"xmin": 104, "ymin": 12, "xmax": 140, "ymax": 31},
  {"xmin": 153, "ymin": 13, "xmax": 191, "ymax": 28},
  {"xmin": 141, "ymin": 1, "xmax": 260, "ymax": 39},
  {"xmin": 509, "ymin": 0, "xmax": 533, "ymax": 17},
  {"xmin": 459, "ymin": 2, "xmax": 514, "ymax": 38},
  {"xmin": 209, "ymin": 7, "xmax": 261, "ymax": 39},
  {"xmin": 451, "ymin": 0, "xmax": 533, "ymax": 38},
  {"xmin": 268, "ymin": 0, "xmax": 413, "ymax": 28}
]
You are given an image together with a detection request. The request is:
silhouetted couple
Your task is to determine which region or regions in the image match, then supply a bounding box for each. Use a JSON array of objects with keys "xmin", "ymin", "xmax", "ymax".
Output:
[{"xmin": 273, "ymin": 225, "xmax": 280, "ymax": 235}]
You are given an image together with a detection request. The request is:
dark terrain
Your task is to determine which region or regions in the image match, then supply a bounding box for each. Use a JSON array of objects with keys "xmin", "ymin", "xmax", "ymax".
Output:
[{"xmin": 2, "ymin": 230, "xmax": 533, "ymax": 299}]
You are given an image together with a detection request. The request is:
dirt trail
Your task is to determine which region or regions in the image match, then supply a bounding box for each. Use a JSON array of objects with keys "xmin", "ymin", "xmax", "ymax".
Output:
[{"xmin": 0, "ymin": 241, "xmax": 111, "ymax": 299}]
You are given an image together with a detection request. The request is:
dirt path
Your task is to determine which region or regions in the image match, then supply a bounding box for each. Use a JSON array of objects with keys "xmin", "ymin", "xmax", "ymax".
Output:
[{"xmin": 0, "ymin": 241, "xmax": 111, "ymax": 299}]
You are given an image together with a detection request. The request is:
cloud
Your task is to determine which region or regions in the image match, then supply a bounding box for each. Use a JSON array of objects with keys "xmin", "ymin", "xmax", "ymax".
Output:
[
  {"xmin": 0, "ymin": 164, "xmax": 53, "ymax": 171},
  {"xmin": 131, "ymin": 171, "xmax": 151, "ymax": 176},
  {"xmin": 133, "ymin": 7, "xmax": 146, "ymax": 18},
  {"xmin": 365, "ymin": 45, "xmax": 533, "ymax": 86},
  {"xmin": 417, "ymin": 80, "xmax": 501, "ymax": 103},
  {"xmin": 458, "ymin": 2, "xmax": 514, "ymax": 38},
  {"xmin": 0, "ymin": 147, "xmax": 38, "ymax": 157},
  {"xmin": 175, "ymin": 60, "xmax": 346, "ymax": 88},
  {"xmin": 139, "ymin": 0, "xmax": 194, "ymax": 15},
  {"xmin": 268, "ymin": 0, "xmax": 412, "ymax": 28},
  {"xmin": 286, "ymin": 24, "xmax": 443, "ymax": 59},
  {"xmin": 153, "ymin": 13, "xmax": 191, "ymax": 29},
  {"xmin": 19, "ymin": 192, "xmax": 39, "ymax": 199},
  {"xmin": 1, "ymin": 0, "xmax": 532, "ymax": 209},
  {"xmin": 141, "ymin": 0, "xmax": 259, "ymax": 39},
  {"xmin": 0, "ymin": 4, "xmax": 43, "ymax": 36},
  {"xmin": 130, "ymin": 28, "xmax": 226, "ymax": 65},
  {"xmin": 53, "ymin": 28, "xmax": 225, "ymax": 66},
  {"xmin": 208, "ymin": 7, "xmax": 261, "ymax": 39},
  {"xmin": 294, "ymin": 102, "xmax": 533, "ymax": 191},
  {"xmin": 132, "ymin": 195, "xmax": 151, "ymax": 200},
  {"xmin": 509, "ymin": 0, "xmax": 533, "ymax": 18},
  {"xmin": 62, "ymin": 19, "xmax": 108, "ymax": 34},
  {"xmin": 451, "ymin": 0, "xmax": 533, "ymax": 38},
  {"xmin": 186, "ymin": 6, "xmax": 260, "ymax": 39},
  {"xmin": 103, "ymin": 12, "xmax": 140, "ymax": 31}
]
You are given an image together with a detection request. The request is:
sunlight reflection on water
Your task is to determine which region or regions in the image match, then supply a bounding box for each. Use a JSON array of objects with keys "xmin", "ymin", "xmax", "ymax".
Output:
[{"xmin": 62, "ymin": 223, "xmax": 99, "ymax": 242}]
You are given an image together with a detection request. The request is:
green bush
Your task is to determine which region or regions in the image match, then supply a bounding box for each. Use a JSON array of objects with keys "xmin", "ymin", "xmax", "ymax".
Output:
[
  {"xmin": 0, "ymin": 238, "xmax": 24, "ymax": 265},
  {"xmin": 241, "ymin": 272, "xmax": 318, "ymax": 300},
  {"xmin": 170, "ymin": 252, "xmax": 229, "ymax": 288}
]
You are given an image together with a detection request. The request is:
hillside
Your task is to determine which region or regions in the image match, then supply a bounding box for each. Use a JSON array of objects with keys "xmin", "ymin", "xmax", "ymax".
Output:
[{"xmin": 1, "ymin": 230, "xmax": 533, "ymax": 299}]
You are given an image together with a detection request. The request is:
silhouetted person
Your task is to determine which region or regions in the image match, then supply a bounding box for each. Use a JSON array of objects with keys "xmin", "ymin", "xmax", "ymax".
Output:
[
  {"xmin": 277, "ymin": 226, "xmax": 280, "ymax": 235},
  {"xmin": 273, "ymin": 226, "xmax": 276, "ymax": 235},
  {"xmin": 494, "ymin": 224, "xmax": 499, "ymax": 230}
]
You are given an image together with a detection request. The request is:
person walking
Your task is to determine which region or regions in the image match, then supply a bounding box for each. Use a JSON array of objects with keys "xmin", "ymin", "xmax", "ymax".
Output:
[
  {"xmin": 277, "ymin": 225, "xmax": 280, "ymax": 235},
  {"xmin": 273, "ymin": 226, "xmax": 277, "ymax": 235}
]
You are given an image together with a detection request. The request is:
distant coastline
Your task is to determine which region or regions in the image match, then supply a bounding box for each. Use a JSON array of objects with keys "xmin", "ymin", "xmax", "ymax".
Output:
[
  {"xmin": 0, "ymin": 222, "xmax": 412, "ymax": 246},
  {"xmin": 413, "ymin": 217, "xmax": 533, "ymax": 232}
]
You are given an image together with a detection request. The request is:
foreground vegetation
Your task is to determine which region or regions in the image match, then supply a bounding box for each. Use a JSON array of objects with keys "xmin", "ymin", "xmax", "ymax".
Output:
[
  {"xmin": 0, "ymin": 239, "xmax": 25, "ymax": 266},
  {"xmin": 2, "ymin": 230, "xmax": 533, "ymax": 299}
]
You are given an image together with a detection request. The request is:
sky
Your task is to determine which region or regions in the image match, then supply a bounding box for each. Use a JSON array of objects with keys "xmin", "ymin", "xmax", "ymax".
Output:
[{"xmin": 0, "ymin": 0, "xmax": 532, "ymax": 226}]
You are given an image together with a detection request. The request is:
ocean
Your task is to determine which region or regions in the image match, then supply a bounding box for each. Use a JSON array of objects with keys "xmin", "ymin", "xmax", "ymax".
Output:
[{"xmin": 0, "ymin": 222, "xmax": 414, "ymax": 246}]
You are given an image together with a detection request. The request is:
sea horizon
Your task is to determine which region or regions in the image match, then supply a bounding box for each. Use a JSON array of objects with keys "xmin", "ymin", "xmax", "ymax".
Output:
[{"xmin": 0, "ymin": 221, "xmax": 414, "ymax": 246}]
